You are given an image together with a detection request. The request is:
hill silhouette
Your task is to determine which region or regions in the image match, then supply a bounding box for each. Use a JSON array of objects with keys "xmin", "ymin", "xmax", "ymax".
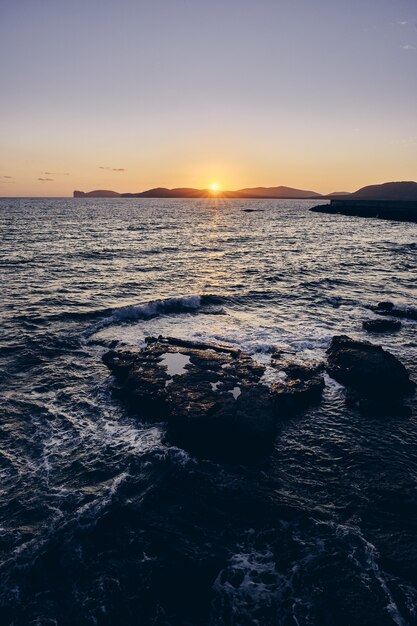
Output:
[
  {"xmin": 73, "ymin": 190, "xmax": 120, "ymax": 198},
  {"xmin": 310, "ymin": 181, "xmax": 417, "ymax": 223},
  {"xmin": 349, "ymin": 181, "xmax": 417, "ymax": 201},
  {"xmin": 74, "ymin": 185, "xmax": 324, "ymax": 199},
  {"xmin": 236, "ymin": 186, "xmax": 321, "ymax": 199},
  {"xmin": 73, "ymin": 181, "xmax": 417, "ymax": 203}
]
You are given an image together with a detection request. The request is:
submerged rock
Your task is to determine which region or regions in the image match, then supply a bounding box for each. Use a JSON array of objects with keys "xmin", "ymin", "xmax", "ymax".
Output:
[
  {"xmin": 363, "ymin": 319, "xmax": 402, "ymax": 333},
  {"xmin": 371, "ymin": 301, "xmax": 417, "ymax": 321},
  {"xmin": 326, "ymin": 335, "xmax": 415, "ymax": 416},
  {"xmin": 375, "ymin": 301, "xmax": 394, "ymax": 312},
  {"xmin": 103, "ymin": 337, "xmax": 324, "ymax": 461}
]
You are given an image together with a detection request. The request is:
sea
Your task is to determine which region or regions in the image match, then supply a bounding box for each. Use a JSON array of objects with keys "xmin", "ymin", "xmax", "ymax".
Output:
[{"xmin": 0, "ymin": 197, "xmax": 416, "ymax": 626}]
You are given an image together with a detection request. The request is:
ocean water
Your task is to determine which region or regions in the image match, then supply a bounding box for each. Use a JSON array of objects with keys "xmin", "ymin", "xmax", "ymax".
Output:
[{"xmin": 0, "ymin": 197, "xmax": 416, "ymax": 626}]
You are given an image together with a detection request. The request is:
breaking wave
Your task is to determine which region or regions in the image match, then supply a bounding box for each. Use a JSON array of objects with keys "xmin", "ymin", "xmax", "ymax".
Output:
[{"xmin": 85, "ymin": 294, "xmax": 211, "ymax": 336}]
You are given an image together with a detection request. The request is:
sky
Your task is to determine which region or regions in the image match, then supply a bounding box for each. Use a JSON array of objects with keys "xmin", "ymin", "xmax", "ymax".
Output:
[{"xmin": 0, "ymin": 0, "xmax": 416, "ymax": 196}]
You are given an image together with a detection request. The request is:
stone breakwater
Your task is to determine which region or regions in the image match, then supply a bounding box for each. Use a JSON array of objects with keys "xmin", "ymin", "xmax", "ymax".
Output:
[{"xmin": 103, "ymin": 334, "xmax": 415, "ymax": 462}]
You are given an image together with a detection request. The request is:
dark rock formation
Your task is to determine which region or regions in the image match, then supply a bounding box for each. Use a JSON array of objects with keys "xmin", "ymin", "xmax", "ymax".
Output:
[
  {"xmin": 371, "ymin": 301, "xmax": 417, "ymax": 321},
  {"xmin": 375, "ymin": 301, "xmax": 395, "ymax": 312},
  {"xmin": 310, "ymin": 200, "xmax": 417, "ymax": 223},
  {"xmin": 269, "ymin": 362, "xmax": 325, "ymax": 414},
  {"xmin": 102, "ymin": 337, "xmax": 324, "ymax": 461},
  {"xmin": 363, "ymin": 319, "xmax": 402, "ymax": 333},
  {"xmin": 326, "ymin": 335, "xmax": 415, "ymax": 416}
]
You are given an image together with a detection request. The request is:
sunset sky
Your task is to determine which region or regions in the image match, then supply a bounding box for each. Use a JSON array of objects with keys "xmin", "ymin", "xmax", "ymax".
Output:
[{"xmin": 1, "ymin": 0, "xmax": 416, "ymax": 197}]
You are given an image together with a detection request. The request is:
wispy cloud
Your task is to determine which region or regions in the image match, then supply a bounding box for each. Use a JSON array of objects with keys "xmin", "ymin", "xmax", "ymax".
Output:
[
  {"xmin": 38, "ymin": 177, "xmax": 54, "ymax": 182},
  {"xmin": 390, "ymin": 136, "xmax": 417, "ymax": 146},
  {"xmin": 3, "ymin": 175, "xmax": 13, "ymax": 179},
  {"xmin": 398, "ymin": 20, "xmax": 408, "ymax": 26},
  {"xmin": 0, "ymin": 176, "xmax": 15, "ymax": 184},
  {"xmin": 43, "ymin": 171, "xmax": 69, "ymax": 176},
  {"xmin": 402, "ymin": 44, "xmax": 416, "ymax": 50},
  {"xmin": 99, "ymin": 166, "xmax": 127, "ymax": 171}
]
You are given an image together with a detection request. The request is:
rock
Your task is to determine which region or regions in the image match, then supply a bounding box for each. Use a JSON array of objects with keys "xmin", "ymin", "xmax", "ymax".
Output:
[
  {"xmin": 103, "ymin": 337, "xmax": 324, "ymax": 461},
  {"xmin": 167, "ymin": 382, "xmax": 276, "ymax": 461},
  {"xmin": 310, "ymin": 194, "xmax": 417, "ymax": 223},
  {"xmin": 363, "ymin": 319, "xmax": 402, "ymax": 333},
  {"xmin": 270, "ymin": 362, "xmax": 325, "ymax": 414},
  {"xmin": 104, "ymin": 338, "xmax": 273, "ymax": 460},
  {"xmin": 371, "ymin": 302, "xmax": 417, "ymax": 321},
  {"xmin": 376, "ymin": 301, "xmax": 394, "ymax": 312},
  {"xmin": 326, "ymin": 335, "xmax": 415, "ymax": 415}
]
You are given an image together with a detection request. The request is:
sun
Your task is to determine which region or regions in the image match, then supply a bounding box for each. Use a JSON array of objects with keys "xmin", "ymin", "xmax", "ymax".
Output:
[{"xmin": 210, "ymin": 183, "xmax": 220, "ymax": 193}]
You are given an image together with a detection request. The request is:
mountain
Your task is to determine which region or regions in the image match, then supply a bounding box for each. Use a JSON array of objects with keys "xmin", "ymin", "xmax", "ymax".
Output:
[
  {"xmin": 327, "ymin": 191, "xmax": 351, "ymax": 197},
  {"xmin": 349, "ymin": 181, "xmax": 417, "ymax": 201},
  {"xmin": 310, "ymin": 181, "xmax": 417, "ymax": 223},
  {"xmin": 236, "ymin": 186, "xmax": 322, "ymax": 199},
  {"xmin": 74, "ymin": 186, "xmax": 324, "ymax": 199},
  {"xmin": 121, "ymin": 188, "xmax": 214, "ymax": 198},
  {"xmin": 74, "ymin": 190, "xmax": 120, "ymax": 197},
  {"xmin": 72, "ymin": 182, "xmax": 417, "ymax": 201}
]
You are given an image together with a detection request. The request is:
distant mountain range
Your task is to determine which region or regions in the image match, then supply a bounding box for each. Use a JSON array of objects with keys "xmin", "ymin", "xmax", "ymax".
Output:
[
  {"xmin": 73, "ymin": 181, "xmax": 417, "ymax": 201},
  {"xmin": 74, "ymin": 185, "xmax": 324, "ymax": 199}
]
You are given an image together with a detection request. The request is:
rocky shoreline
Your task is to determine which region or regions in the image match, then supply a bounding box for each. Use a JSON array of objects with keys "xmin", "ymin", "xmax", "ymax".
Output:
[
  {"xmin": 102, "ymin": 306, "xmax": 415, "ymax": 462},
  {"xmin": 310, "ymin": 199, "xmax": 417, "ymax": 223}
]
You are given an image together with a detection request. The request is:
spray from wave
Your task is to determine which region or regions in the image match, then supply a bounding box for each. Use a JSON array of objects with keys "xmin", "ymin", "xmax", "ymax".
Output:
[{"xmin": 85, "ymin": 295, "xmax": 206, "ymax": 336}]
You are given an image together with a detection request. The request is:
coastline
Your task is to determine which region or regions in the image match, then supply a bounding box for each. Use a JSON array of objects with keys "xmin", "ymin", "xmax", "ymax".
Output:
[{"xmin": 310, "ymin": 199, "xmax": 417, "ymax": 223}]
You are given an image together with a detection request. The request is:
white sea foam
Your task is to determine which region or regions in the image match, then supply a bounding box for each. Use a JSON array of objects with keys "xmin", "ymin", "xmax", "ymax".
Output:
[
  {"xmin": 213, "ymin": 519, "xmax": 411, "ymax": 626},
  {"xmin": 86, "ymin": 295, "xmax": 203, "ymax": 337},
  {"xmin": 322, "ymin": 520, "xmax": 408, "ymax": 626}
]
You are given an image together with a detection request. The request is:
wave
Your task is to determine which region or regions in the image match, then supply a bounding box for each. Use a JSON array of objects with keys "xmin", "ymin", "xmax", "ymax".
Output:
[
  {"xmin": 85, "ymin": 294, "xmax": 224, "ymax": 336},
  {"xmin": 213, "ymin": 519, "xmax": 411, "ymax": 626},
  {"xmin": 18, "ymin": 293, "xmax": 229, "ymax": 332}
]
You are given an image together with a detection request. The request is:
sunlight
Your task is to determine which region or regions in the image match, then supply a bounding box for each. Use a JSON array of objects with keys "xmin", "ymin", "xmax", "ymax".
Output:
[{"xmin": 210, "ymin": 183, "xmax": 220, "ymax": 193}]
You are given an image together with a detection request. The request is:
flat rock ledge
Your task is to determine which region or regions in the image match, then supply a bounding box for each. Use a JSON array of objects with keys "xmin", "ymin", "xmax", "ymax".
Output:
[
  {"xmin": 102, "ymin": 336, "xmax": 324, "ymax": 461},
  {"xmin": 326, "ymin": 335, "xmax": 415, "ymax": 416},
  {"xmin": 310, "ymin": 202, "xmax": 417, "ymax": 223}
]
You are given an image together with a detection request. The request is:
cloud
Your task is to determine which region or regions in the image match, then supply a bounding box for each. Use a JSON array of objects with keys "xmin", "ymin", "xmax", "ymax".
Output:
[
  {"xmin": 3, "ymin": 175, "xmax": 13, "ymax": 179},
  {"xmin": 398, "ymin": 20, "xmax": 408, "ymax": 26},
  {"xmin": 43, "ymin": 171, "xmax": 70, "ymax": 176},
  {"xmin": 390, "ymin": 136, "xmax": 417, "ymax": 147},
  {"xmin": 38, "ymin": 177, "xmax": 54, "ymax": 182},
  {"xmin": 403, "ymin": 44, "xmax": 416, "ymax": 50},
  {"xmin": 99, "ymin": 166, "xmax": 127, "ymax": 171}
]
